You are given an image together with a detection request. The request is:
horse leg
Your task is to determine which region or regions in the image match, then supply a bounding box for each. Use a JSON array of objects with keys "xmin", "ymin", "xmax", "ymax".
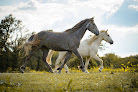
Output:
[
  {"xmin": 56, "ymin": 58, "xmax": 69, "ymax": 73},
  {"xmin": 84, "ymin": 57, "xmax": 91, "ymax": 73},
  {"xmin": 41, "ymin": 47, "xmax": 53, "ymax": 73},
  {"xmin": 73, "ymin": 49, "xmax": 85, "ymax": 72},
  {"xmin": 61, "ymin": 58, "xmax": 69, "ymax": 73},
  {"xmin": 54, "ymin": 56, "xmax": 62, "ymax": 73},
  {"xmin": 64, "ymin": 63, "xmax": 69, "ymax": 73},
  {"xmin": 59, "ymin": 52, "xmax": 69, "ymax": 73},
  {"xmin": 57, "ymin": 51, "xmax": 72, "ymax": 73},
  {"xmin": 20, "ymin": 47, "xmax": 39, "ymax": 73},
  {"xmin": 53, "ymin": 52, "xmax": 65, "ymax": 73},
  {"xmin": 46, "ymin": 50, "xmax": 54, "ymax": 65},
  {"xmin": 92, "ymin": 55, "xmax": 104, "ymax": 72}
]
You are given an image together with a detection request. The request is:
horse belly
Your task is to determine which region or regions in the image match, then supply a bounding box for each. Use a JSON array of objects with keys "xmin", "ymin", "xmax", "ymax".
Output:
[
  {"xmin": 45, "ymin": 40, "xmax": 69, "ymax": 51},
  {"xmin": 42, "ymin": 33, "xmax": 70, "ymax": 51},
  {"xmin": 52, "ymin": 45, "xmax": 69, "ymax": 51},
  {"xmin": 78, "ymin": 50, "xmax": 89, "ymax": 57}
]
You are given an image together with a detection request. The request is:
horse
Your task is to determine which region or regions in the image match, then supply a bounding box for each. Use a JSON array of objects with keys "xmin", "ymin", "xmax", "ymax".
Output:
[
  {"xmin": 46, "ymin": 30, "xmax": 113, "ymax": 73},
  {"xmin": 20, "ymin": 17, "xmax": 99, "ymax": 73}
]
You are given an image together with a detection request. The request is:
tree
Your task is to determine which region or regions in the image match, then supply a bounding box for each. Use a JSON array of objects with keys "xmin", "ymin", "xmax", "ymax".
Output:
[
  {"xmin": 0, "ymin": 14, "xmax": 27, "ymax": 72},
  {"xmin": 101, "ymin": 53, "xmax": 121, "ymax": 68}
]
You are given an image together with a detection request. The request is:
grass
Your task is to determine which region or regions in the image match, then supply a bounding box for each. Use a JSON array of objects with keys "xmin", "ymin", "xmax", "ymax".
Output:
[{"xmin": 0, "ymin": 68, "xmax": 138, "ymax": 92}]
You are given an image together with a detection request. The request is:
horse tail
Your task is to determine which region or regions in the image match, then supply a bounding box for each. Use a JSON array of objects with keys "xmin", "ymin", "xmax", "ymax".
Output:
[
  {"xmin": 19, "ymin": 34, "xmax": 40, "ymax": 56},
  {"xmin": 27, "ymin": 34, "xmax": 35, "ymax": 42},
  {"xmin": 46, "ymin": 50, "xmax": 55, "ymax": 65}
]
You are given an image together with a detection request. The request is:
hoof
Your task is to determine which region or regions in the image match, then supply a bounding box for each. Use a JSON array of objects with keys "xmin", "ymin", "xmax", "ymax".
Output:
[
  {"xmin": 80, "ymin": 65, "xmax": 85, "ymax": 72},
  {"xmin": 65, "ymin": 71, "xmax": 69, "ymax": 73},
  {"xmin": 58, "ymin": 70, "xmax": 61, "ymax": 74},
  {"xmin": 49, "ymin": 68, "xmax": 54, "ymax": 73},
  {"xmin": 49, "ymin": 70, "xmax": 54, "ymax": 73},
  {"xmin": 85, "ymin": 70, "xmax": 89, "ymax": 73},
  {"xmin": 80, "ymin": 65, "xmax": 85, "ymax": 73},
  {"xmin": 79, "ymin": 65, "xmax": 83, "ymax": 69},
  {"xmin": 99, "ymin": 67, "xmax": 103, "ymax": 72},
  {"xmin": 20, "ymin": 70, "xmax": 24, "ymax": 74},
  {"xmin": 20, "ymin": 67, "xmax": 25, "ymax": 73},
  {"xmin": 99, "ymin": 70, "xmax": 102, "ymax": 73},
  {"xmin": 53, "ymin": 70, "xmax": 58, "ymax": 73}
]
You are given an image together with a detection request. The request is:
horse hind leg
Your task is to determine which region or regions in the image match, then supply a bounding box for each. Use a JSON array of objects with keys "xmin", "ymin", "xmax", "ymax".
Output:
[
  {"xmin": 46, "ymin": 50, "xmax": 54, "ymax": 65},
  {"xmin": 41, "ymin": 47, "xmax": 53, "ymax": 73},
  {"xmin": 61, "ymin": 58, "xmax": 69, "ymax": 73},
  {"xmin": 64, "ymin": 63, "xmax": 69, "ymax": 73},
  {"xmin": 20, "ymin": 46, "xmax": 40, "ymax": 73}
]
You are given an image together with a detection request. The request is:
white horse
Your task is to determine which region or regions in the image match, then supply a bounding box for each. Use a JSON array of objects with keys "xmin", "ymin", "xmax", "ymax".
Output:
[{"xmin": 47, "ymin": 30, "xmax": 113, "ymax": 73}]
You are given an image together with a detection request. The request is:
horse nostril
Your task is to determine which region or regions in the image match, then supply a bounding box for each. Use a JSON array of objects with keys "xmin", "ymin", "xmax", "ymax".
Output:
[
  {"xmin": 110, "ymin": 41, "xmax": 114, "ymax": 44},
  {"xmin": 96, "ymin": 32, "xmax": 99, "ymax": 36}
]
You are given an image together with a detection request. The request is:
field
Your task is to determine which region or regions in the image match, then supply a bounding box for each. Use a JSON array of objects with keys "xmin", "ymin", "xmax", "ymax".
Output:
[{"xmin": 0, "ymin": 68, "xmax": 138, "ymax": 92}]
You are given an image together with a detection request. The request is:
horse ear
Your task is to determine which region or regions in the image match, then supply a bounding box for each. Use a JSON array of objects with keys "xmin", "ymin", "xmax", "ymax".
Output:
[
  {"xmin": 106, "ymin": 29, "xmax": 108, "ymax": 32},
  {"xmin": 91, "ymin": 17, "xmax": 94, "ymax": 21}
]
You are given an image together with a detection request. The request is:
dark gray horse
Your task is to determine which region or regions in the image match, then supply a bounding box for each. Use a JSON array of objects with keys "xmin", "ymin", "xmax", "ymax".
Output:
[{"xmin": 20, "ymin": 17, "xmax": 99, "ymax": 73}]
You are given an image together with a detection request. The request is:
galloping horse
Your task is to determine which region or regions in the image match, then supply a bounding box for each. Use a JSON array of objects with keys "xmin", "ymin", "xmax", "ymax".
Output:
[
  {"xmin": 47, "ymin": 30, "xmax": 113, "ymax": 73},
  {"xmin": 20, "ymin": 17, "xmax": 99, "ymax": 73}
]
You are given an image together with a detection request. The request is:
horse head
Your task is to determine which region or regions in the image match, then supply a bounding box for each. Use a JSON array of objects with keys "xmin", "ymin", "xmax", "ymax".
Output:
[
  {"xmin": 102, "ymin": 29, "xmax": 114, "ymax": 44},
  {"xmin": 86, "ymin": 17, "xmax": 99, "ymax": 36}
]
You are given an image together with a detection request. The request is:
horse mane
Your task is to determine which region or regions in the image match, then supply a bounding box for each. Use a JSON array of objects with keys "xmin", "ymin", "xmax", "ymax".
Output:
[
  {"xmin": 65, "ymin": 19, "xmax": 89, "ymax": 34},
  {"xmin": 87, "ymin": 30, "xmax": 106, "ymax": 45}
]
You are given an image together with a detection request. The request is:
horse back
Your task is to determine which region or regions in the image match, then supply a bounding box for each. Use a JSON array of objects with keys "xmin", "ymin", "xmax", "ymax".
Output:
[{"xmin": 37, "ymin": 31, "xmax": 70, "ymax": 51}]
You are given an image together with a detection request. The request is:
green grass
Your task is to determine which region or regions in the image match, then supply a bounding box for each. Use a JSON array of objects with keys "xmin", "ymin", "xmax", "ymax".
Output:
[{"xmin": 0, "ymin": 69, "xmax": 138, "ymax": 92}]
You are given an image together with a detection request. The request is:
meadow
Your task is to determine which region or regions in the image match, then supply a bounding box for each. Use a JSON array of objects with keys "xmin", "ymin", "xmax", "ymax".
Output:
[{"xmin": 0, "ymin": 68, "xmax": 138, "ymax": 92}]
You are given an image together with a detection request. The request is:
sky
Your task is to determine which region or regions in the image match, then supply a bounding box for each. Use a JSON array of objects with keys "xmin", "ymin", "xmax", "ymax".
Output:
[{"xmin": 0, "ymin": 0, "xmax": 138, "ymax": 57}]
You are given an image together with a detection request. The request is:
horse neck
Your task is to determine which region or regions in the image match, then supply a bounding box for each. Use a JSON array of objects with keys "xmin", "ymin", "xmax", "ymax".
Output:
[
  {"xmin": 74, "ymin": 20, "xmax": 89, "ymax": 40},
  {"xmin": 91, "ymin": 34, "xmax": 103, "ymax": 47}
]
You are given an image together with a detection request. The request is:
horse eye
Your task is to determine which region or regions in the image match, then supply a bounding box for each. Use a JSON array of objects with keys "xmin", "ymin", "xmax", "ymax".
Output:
[{"xmin": 108, "ymin": 35, "xmax": 109, "ymax": 36}]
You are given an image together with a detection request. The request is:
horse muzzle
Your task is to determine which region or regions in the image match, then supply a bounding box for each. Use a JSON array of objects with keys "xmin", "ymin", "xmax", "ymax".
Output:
[
  {"xmin": 96, "ymin": 31, "xmax": 99, "ymax": 36},
  {"xmin": 110, "ymin": 41, "xmax": 114, "ymax": 44}
]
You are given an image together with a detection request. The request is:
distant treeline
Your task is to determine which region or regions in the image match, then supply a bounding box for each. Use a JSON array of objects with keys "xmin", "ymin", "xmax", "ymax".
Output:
[{"xmin": 0, "ymin": 14, "xmax": 138, "ymax": 72}]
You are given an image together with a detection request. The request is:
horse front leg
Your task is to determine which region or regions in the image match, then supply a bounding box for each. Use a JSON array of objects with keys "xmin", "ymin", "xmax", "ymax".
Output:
[
  {"xmin": 84, "ymin": 57, "xmax": 91, "ymax": 73},
  {"xmin": 57, "ymin": 51, "xmax": 72, "ymax": 73},
  {"xmin": 61, "ymin": 58, "xmax": 69, "ymax": 73},
  {"xmin": 92, "ymin": 55, "xmax": 104, "ymax": 72},
  {"xmin": 73, "ymin": 49, "xmax": 85, "ymax": 73}
]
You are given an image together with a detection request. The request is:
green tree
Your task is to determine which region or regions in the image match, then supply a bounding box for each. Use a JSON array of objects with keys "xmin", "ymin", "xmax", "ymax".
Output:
[
  {"xmin": 101, "ymin": 53, "xmax": 121, "ymax": 68},
  {"xmin": 0, "ymin": 14, "xmax": 27, "ymax": 72}
]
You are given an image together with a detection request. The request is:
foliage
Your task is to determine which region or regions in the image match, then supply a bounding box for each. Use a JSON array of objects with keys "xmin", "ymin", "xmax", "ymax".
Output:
[{"xmin": 0, "ymin": 14, "xmax": 27, "ymax": 72}]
